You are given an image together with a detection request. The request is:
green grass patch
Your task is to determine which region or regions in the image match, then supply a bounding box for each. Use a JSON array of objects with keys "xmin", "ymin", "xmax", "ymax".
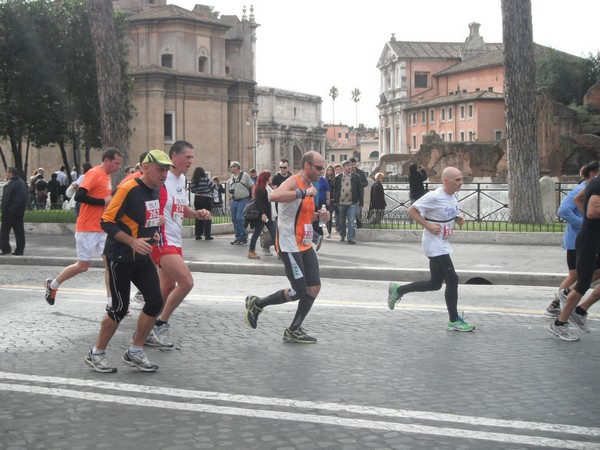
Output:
[
  {"xmin": 17, "ymin": 210, "xmax": 233, "ymax": 225},
  {"xmin": 24, "ymin": 209, "xmax": 77, "ymax": 223},
  {"xmin": 365, "ymin": 221, "xmax": 565, "ymax": 232}
]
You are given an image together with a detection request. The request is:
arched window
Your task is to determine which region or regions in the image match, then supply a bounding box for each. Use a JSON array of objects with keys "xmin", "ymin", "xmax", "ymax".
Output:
[
  {"xmin": 197, "ymin": 46, "xmax": 209, "ymax": 73},
  {"xmin": 369, "ymin": 151, "xmax": 379, "ymax": 159},
  {"xmin": 198, "ymin": 56, "xmax": 208, "ymax": 73},
  {"xmin": 161, "ymin": 54, "xmax": 173, "ymax": 68}
]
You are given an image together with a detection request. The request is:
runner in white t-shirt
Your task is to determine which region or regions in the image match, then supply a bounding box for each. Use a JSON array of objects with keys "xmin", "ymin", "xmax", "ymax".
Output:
[
  {"xmin": 147, "ymin": 141, "xmax": 211, "ymax": 347},
  {"xmin": 386, "ymin": 166, "xmax": 475, "ymax": 332}
]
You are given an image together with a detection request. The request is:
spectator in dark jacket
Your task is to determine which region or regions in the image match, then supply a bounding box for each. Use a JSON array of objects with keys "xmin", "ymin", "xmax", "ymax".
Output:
[
  {"xmin": 409, "ymin": 163, "xmax": 428, "ymax": 203},
  {"xmin": 34, "ymin": 173, "xmax": 48, "ymax": 209},
  {"xmin": 1, "ymin": 167, "xmax": 27, "ymax": 255},
  {"xmin": 369, "ymin": 172, "xmax": 387, "ymax": 224},
  {"xmin": 47, "ymin": 173, "xmax": 61, "ymax": 209},
  {"xmin": 349, "ymin": 157, "xmax": 368, "ymax": 228},
  {"xmin": 333, "ymin": 160, "xmax": 364, "ymax": 244},
  {"xmin": 189, "ymin": 167, "xmax": 215, "ymax": 240}
]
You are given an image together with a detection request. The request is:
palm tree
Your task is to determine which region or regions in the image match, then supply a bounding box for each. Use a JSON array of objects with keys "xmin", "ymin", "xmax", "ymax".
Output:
[
  {"xmin": 351, "ymin": 88, "xmax": 361, "ymax": 129},
  {"xmin": 329, "ymin": 86, "xmax": 338, "ymax": 142}
]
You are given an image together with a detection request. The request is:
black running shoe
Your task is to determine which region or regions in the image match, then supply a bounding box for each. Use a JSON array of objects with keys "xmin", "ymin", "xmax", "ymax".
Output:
[
  {"xmin": 283, "ymin": 327, "xmax": 317, "ymax": 344},
  {"xmin": 45, "ymin": 278, "xmax": 57, "ymax": 305},
  {"xmin": 245, "ymin": 295, "xmax": 262, "ymax": 329}
]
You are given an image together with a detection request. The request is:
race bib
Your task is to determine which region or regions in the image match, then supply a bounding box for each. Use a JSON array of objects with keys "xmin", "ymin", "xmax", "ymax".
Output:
[
  {"xmin": 145, "ymin": 199, "xmax": 160, "ymax": 227},
  {"xmin": 301, "ymin": 224, "xmax": 313, "ymax": 246},
  {"xmin": 442, "ymin": 224, "xmax": 454, "ymax": 240},
  {"xmin": 172, "ymin": 196, "xmax": 186, "ymax": 221}
]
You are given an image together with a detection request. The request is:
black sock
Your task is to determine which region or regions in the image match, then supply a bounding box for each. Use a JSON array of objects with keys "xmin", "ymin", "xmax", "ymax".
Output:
[
  {"xmin": 575, "ymin": 306, "xmax": 587, "ymax": 316},
  {"xmin": 156, "ymin": 319, "xmax": 167, "ymax": 327},
  {"xmin": 257, "ymin": 290, "xmax": 286, "ymax": 308},
  {"xmin": 290, "ymin": 294, "xmax": 316, "ymax": 330},
  {"xmin": 555, "ymin": 319, "xmax": 567, "ymax": 326}
]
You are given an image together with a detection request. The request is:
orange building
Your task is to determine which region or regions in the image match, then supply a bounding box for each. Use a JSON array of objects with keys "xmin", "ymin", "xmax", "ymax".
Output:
[{"xmin": 378, "ymin": 23, "xmax": 506, "ymax": 155}]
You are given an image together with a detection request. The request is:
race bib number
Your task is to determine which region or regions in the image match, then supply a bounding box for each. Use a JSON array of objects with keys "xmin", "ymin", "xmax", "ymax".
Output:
[
  {"xmin": 145, "ymin": 199, "xmax": 160, "ymax": 227},
  {"xmin": 442, "ymin": 224, "xmax": 454, "ymax": 240},
  {"xmin": 172, "ymin": 196, "xmax": 186, "ymax": 221},
  {"xmin": 301, "ymin": 224, "xmax": 313, "ymax": 246}
]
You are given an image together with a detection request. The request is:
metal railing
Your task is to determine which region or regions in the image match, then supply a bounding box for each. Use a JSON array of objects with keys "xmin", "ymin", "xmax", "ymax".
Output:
[
  {"xmin": 359, "ymin": 182, "xmax": 576, "ymax": 232},
  {"xmin": 8, "ymin": 181, "xmax": 576, "ymax": 232}
]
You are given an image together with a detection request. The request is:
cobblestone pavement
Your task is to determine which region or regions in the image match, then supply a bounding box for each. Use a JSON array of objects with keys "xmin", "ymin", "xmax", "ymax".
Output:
[{"xmin": 1, "ymin": 266, "xmax": 600, "ymax": 449}]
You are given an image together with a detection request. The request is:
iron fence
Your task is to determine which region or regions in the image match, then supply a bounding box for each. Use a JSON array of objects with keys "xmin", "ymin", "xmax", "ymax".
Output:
[
  {"xmin": 360, "ymin": 182, "xmax": 576, "ymax": 232},
  {"xmin": 8, "ymin": 182, "xmax": 576, "ymax": 233}
]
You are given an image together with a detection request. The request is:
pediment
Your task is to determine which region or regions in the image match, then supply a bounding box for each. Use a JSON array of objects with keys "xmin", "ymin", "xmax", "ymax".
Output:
[{"xmin": 377, "ymin": 42, "xmax": 398, "ymax": 69}]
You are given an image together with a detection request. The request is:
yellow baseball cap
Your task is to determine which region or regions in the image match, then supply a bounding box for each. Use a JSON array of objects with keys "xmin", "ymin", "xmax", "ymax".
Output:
[{"xmin": 142, "ymin": 149, "xmax": 173, "ymax": 167}]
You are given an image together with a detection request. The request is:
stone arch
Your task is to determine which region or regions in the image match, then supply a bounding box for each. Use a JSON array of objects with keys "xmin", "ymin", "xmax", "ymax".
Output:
[{"xmin": 293, "ymin": 145, "xmax": 303, "ymax": 171}]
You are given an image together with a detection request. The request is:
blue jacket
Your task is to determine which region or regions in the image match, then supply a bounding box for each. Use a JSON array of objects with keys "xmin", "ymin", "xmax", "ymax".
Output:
[{"xmin": 558, "ymin": 182, "xmax": 586, "ymax": 250}]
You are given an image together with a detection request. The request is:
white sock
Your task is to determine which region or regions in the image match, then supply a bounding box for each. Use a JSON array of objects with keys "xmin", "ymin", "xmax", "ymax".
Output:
[
  {"xmin": 92, "ymin": 346, "xmax": 104, "ymax": 355},
  {"xmin": 129, "ymin": 345, "xmax": 143, "ymax": 354},
  {"xmin": 106, "ymin": 297, "xmax": 112, "ymax": 305},
  {"xmin": 50, "ymin": 279, "xmax": 60, "ymax": 290}
]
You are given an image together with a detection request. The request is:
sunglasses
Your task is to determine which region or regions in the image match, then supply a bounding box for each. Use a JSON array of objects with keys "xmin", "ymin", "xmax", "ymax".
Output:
[
  {"xmin": 310, "ymin": 164, "xmax": 324, "ymax": 171},
  {"xmin": 279, "ymin": 166, "xmax": 288, "ymax": 169}
]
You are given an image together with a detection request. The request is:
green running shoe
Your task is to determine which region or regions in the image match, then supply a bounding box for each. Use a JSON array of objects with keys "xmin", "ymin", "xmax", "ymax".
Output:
[
  {"xmin": 447, "ymin": 318, "xmax": 475, "ymax": 332},
  {"xmin": 387, "ymin": 282, "xmax": 402, "ymax": 310}
]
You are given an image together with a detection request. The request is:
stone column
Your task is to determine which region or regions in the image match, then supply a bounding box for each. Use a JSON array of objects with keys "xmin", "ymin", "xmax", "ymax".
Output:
[{"xmin": 539, "ymin": 176, "xmax": 555, "ymax": 224}]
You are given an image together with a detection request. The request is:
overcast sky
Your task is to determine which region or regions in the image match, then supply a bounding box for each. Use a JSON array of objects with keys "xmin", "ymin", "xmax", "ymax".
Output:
[{"xmin": 170, "ymin": 0, "xmax": 599, "ymax": 128}]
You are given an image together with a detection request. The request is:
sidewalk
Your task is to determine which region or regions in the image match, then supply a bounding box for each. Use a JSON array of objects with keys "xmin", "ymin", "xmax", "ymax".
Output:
[{"xmin": 0, "ymin": 228, "xmax": 567, "ymax": 286}]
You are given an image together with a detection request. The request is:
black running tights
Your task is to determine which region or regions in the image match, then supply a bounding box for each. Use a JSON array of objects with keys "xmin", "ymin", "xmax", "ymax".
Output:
[{"xmin": 396, "ymin": 254, "xmax": 459, "ymax": 321}]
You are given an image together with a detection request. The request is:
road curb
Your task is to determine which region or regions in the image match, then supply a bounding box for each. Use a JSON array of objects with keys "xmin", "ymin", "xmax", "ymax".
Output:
[{"xmin": 2, "ymin": 255, "xmax": 562, "ymax": 287}]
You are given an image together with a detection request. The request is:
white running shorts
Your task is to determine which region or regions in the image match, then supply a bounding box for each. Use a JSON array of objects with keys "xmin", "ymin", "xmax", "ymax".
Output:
[{"xmin": 75, "ymin": 231, "xmax": 106, "ymax": 261}]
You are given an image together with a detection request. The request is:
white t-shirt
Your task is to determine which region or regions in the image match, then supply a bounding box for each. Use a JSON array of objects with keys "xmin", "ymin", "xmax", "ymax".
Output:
[
  {"xmin": 412, "ymin": 186, "xmax": 459, "ymax": 257},
  {"xmin": 159, "ymin": 170, "xmax": 187, "ymax": 247}
]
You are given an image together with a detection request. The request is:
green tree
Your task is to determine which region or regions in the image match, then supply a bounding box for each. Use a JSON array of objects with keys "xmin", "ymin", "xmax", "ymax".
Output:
[
  {"xmin": 0, "ymin": 0, "xmax": 44, "ymax": 175},
  {"xmin": 585, "ymin": 51, "xmax": 600, "ymax": 87},
  {"xmin": 0, "ymin": 0, "xmax": 113, "ymax": 178},
  {"xmin": 502, "ymin": 0, "xmax": 544, "ymax": 224},
  {"xmin": 535, "ymin": 47, "xmax": 591, "ymax": 106}
]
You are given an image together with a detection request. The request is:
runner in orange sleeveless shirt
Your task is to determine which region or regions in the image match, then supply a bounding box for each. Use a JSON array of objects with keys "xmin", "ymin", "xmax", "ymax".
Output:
[{"xmin": 244, "ymin": 151, "xmax": 330, "ymax": 343}]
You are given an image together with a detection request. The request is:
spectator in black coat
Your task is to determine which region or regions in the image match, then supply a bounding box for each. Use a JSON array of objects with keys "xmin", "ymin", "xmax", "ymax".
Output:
[
  {"xmin": 409, "ymin": 163, "xmax": 428, "ymax": 203},
  {"xmin": 47, "ymin": 173, "xmax": 61, "ymax": 209},
  {"xmin": 369, "ymin": 172, "xmax": 387, "ymax": 224},
  {"xmin": 1, "ymin": 167, "xmax": 27, "ymax": 255}
]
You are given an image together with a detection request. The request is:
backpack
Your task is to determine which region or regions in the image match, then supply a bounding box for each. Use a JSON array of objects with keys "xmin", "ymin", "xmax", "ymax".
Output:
[{"xmin": 243, "ymin": 198, "xmax": 260, "ymax": 220}]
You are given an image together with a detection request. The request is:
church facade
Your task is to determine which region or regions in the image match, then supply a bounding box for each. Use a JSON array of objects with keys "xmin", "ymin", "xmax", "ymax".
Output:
[
  {"xmin": 119, "ymin": 1, "xmax": 257, "ymax": 178},
  {"xmin": 115, "ymin": 0, "xmax": 325, "ymax": 179}
]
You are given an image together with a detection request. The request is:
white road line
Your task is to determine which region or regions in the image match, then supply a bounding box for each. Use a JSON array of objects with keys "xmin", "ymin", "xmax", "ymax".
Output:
[
  {"xmin": 0, "ymin": 372, "xmax": 598, "ymax": 438},
  {"xmin": 0, "ymin": 383, "xmax": 596, "ymax": 449},
  {"xmin": 0, "ymin": 285, "xmax": 583, "ymax": 317}
]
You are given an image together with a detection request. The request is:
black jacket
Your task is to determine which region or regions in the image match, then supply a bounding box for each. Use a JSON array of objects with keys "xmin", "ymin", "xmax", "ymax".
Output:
[
  {"xmin": 333, "ymin": 172, "xmax": 364, "ymax": 207},
  {"xmin": 369, "ymin": 181, "xmax": 387, "ymax": 210},
  {"xmin": 409, "ymin": 168, "xmax": 427, "ymax": 200},
  {"xmin": 2, "ymin": 175, "xmax": 28, "ymax": 216}
]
